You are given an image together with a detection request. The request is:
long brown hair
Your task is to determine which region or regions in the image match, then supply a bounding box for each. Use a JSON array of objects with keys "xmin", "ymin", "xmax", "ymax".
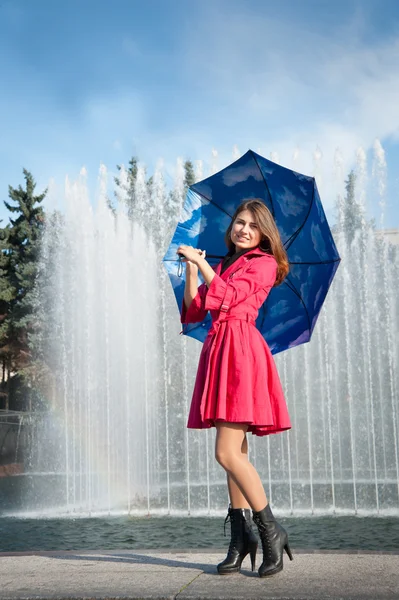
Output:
[{"xmin": 224, "ymin": 199, "xmax": 289, "ymax": 286}]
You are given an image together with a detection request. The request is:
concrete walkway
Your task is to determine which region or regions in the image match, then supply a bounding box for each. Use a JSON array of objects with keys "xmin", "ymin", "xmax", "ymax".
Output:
[{"xmin": 0, "ymin": 549, "xmax": 398, "ymax": 600}]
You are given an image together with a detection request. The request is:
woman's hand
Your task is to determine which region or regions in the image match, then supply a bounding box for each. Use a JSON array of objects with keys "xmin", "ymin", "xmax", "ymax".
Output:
[
  {"xmin": 178, "ymin": 244, "xmax": 215, "ymax": 288},
  {"xmin": 177, "ymin": 245, "xmax": 206, "ymax": 266}
]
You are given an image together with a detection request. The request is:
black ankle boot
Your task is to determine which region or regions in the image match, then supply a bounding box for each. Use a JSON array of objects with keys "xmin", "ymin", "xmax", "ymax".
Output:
[
  {"xmin": 217, "ymin": 506, "xmax": 258, "ymax": 574},
  {"xmin": 252, "ymin": 504, "xmax": 293, "ymax": 577}
]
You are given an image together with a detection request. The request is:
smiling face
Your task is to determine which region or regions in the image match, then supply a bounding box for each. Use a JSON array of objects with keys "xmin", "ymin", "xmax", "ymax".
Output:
[{"xmin": 230, "ymin": 209, "xmax": 262, "ymax": 251}]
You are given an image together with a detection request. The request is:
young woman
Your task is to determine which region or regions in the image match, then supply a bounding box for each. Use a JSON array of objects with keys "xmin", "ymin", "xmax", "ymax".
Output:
[{"xmin": 177, "ymin": 199, "xmax": 293, "ymax": 578}]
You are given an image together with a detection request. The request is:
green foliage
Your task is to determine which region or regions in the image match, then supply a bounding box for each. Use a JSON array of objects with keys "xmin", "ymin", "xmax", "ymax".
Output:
[
  {"xmin": 333, "ymin": 170, "xmax": 375, "ymax": 246},
  {"xmin": 0, "ymin": 224, "xmax": 13, "ymax": 307},
  {"xmin": 184, "ymin": 160, "xmax": 195, "ymax": 190},
  {"xmin": 115, "ymin": 156, "xmax": 139, "ymax": 220},
  {"xmin": 0, "ymin": 169, "xmax": 46, "ymax": 408}
]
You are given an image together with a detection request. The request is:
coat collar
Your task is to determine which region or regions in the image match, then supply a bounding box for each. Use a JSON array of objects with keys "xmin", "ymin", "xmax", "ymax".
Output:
[{"xmin": 216, "ymin": 245, "xmax": 270, "ymax": 277}]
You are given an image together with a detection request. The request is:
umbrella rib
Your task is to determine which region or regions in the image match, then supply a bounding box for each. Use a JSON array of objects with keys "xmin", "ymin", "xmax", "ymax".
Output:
[
  {"xmin": 283, "ymin": 277, "xmax": 312, "ymax": 332},
  {"xmin": 163, "ymin": 257, "xmax": 221, "ymax": 263},
  {"xmin": 284, "ymin": 180, "xmax": 316, "ymax": 251},
  {"xmin": 250, "ymin": 150, "xmax": 275, "ymax": 217},
  {"xmin": 178, "ymin": 222, "xmax": 199, "ymax": 233},
  {"xmin": 182, "ymin": 318, "xmax": 211, "ymax": 336},
  {"xmin": 189, "ymin": 187, "xmax": 233, "ymax": 219},
  {"xmin": 289, "ymin": 258, "xmax": 341, "ymax": 265}
]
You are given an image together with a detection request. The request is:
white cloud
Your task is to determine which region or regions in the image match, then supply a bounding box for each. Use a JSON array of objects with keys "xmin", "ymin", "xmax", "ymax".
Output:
[
  {"xmin": 1, "ymin": 2, "xmax": 398, "ymax": 228},
  {"xmin": 166, "ymin": 5, "xmax": 399, "ymax": 217}
]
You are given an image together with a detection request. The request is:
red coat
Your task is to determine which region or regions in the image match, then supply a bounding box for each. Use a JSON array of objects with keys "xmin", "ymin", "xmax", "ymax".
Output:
[{"xmin": 180, "ymin": 247, "xmax": 292, "ymax": 437}]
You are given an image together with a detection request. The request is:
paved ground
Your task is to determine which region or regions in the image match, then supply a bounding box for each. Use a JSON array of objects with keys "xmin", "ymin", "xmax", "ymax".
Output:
[{"xmin": 0, "ymin": 549, "xmax": 398, "ymax": 600}]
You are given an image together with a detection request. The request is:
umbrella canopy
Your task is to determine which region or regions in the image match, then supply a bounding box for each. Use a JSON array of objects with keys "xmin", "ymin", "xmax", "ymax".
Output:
[{"xmin": 163, "ymin": 149, "xmax": 341, "ymax": 354}]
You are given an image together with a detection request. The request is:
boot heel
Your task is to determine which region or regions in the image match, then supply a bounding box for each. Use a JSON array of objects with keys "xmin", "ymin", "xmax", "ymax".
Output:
[
  {"xmin": 249, "ymin": 541, "xmax": 258, "ymax": 571},
  {"xmin": 284, "ymin": 543, "xmax": 293, "ymax": 561},
  {"xmin": 217, "ymin": 507, "xmax": 258, "ymax": 575}
]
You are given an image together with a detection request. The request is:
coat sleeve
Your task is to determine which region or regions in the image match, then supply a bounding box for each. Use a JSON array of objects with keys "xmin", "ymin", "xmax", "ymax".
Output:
[
  {"xmin": 204, "ymin": 255, "xmax": 277, "ymax": 312},
  {"xmin": 180, "ymin": 282, "xmax": 209, "ymax": 323}
]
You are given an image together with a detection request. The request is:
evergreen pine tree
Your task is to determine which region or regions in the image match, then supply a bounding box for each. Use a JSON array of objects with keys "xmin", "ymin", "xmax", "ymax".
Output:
[
  {"xmin": 0, "ymin": 170, "xmax": 46, "ymax": 408},
  {"xmin": 0, "ymin": 222, "xmax": 13, "ymax": 409},
  {"xmin": 333, "ymin": 170, "xmax": 376, "ymax": 246},
  {"xmin": 343, "ymin": 171, "xmax": 363, "ymax": 242},
  {"xmin": 0, "ymin": 222, "xmax": 13, "ymax": 327},
  {"xmin": 115, "ymin": 156, "xmax": 139, "ymax": 220},
  {"xmin": 184, "ymin": 160, "xmax": 195, "ymax": 190}
]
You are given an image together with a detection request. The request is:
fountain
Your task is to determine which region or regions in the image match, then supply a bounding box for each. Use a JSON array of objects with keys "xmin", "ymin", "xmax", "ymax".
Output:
[{"xmin": 2, "ymin": 144, "xmax": 398, "ymax": 519}]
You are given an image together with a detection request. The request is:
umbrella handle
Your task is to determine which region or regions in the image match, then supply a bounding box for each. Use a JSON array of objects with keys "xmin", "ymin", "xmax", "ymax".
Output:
[
  {"xmin": 177, "ymin": 250, "xmax": 207, "ymax": 258},
  {"xmin": 177, "ymin": 256, "xmax": 184, "ymax": 277},
  {"xmin": 177, "ymin": 251, "xmax": 206, "ymax": 277}
]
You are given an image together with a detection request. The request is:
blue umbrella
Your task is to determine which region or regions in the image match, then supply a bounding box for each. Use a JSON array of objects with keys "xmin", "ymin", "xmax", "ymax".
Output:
[{"xmin": 163, "ymin": 149, "xmax": 341, "ymax": 354}]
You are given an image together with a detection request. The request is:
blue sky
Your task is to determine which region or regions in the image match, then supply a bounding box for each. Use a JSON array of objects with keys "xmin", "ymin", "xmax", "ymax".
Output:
[{"xmin": 0, "ymin": 0, "xmax": 398, "ymax": 228}]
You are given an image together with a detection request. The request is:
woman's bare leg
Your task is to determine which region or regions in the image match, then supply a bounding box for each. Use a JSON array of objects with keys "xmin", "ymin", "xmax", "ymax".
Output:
[
  {"xmin": 215, "ymin": 422, "xmax": 268, "ymax": 512},
  {"xmin": 227, "ymin": 433, "xmax": 250, "ymax": 508}
]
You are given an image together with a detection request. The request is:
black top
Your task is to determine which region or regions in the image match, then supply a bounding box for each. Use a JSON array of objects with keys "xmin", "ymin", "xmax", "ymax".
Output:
[{"xmin": 220, "ymin": 245, "xmax": 259, "ymax": 275}]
